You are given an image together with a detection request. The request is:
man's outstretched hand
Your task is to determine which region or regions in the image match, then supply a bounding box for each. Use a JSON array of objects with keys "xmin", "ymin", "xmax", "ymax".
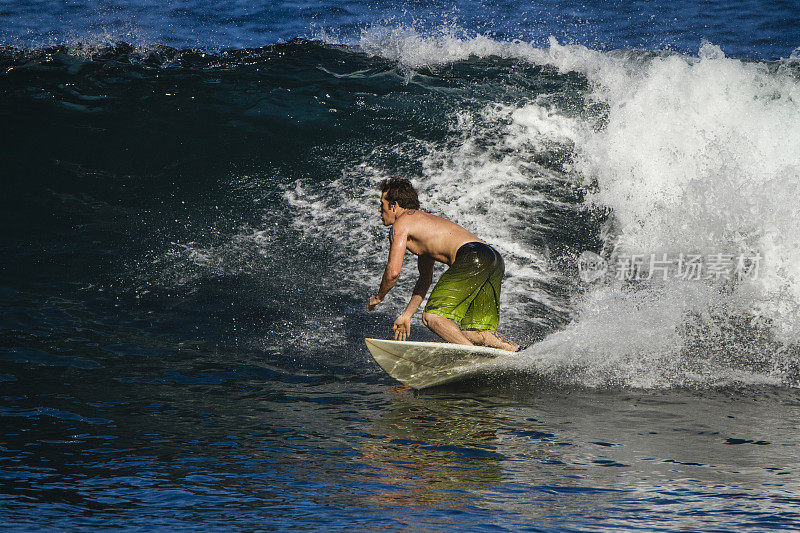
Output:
[
  {"xmin": 393, "ymin": 315, "xmax": 410, "ymax": 341},
  {"xmin": 366, "ymin": 295, "xmax": 383, "ymax": 312}
]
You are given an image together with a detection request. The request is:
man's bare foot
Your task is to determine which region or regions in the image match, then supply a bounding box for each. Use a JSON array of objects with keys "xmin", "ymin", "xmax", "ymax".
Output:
[
  {"xmin": 490, "ymin": 331, "xmax": 520, "ymax": 352},
  {"xmin": 463, "ymin": 329, "xmax": 520, "ymax": 352}
]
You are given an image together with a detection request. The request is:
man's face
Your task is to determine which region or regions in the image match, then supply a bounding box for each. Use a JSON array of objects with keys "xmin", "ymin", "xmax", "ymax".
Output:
[{"xmin": 379, "ymin": 192, "xmax": 396, "ymax": 226}]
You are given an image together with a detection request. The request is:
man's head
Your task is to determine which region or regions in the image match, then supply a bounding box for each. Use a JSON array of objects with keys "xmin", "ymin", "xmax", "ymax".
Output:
[{"xmin": 379, "ymin": 177, "xmax": 420, "ymax": 226}]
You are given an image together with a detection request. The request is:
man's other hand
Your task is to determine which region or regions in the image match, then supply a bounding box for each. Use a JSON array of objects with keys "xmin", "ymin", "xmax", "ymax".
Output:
[
  {"xmin": 393, "ymin": 315, "xmax": 410, "ymax": 341},
  {"xmin": 366, "ymin": 295, "xmax": 383, "ymax": 311}
]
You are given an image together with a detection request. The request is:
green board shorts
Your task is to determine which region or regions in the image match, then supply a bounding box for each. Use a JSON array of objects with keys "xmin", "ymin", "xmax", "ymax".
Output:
[{"xmin": 424, "ymin": 242, "xmax": 505, "ymax": 331}]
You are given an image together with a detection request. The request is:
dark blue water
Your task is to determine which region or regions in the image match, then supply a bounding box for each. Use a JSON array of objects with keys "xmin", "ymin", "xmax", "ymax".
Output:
[
  {"xmin": 3, "ymin": 0, "xmax": 800, "ymax": 59},
  {"xmin": 3, "ymin": 1, "xmax": 800, "ymax": 530}
]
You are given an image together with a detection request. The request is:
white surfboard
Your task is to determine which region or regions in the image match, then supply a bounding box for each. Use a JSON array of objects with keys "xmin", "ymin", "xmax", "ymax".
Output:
[{"xmin": 364, "ymin": 337, "xmax": 517, "ymax": 389}]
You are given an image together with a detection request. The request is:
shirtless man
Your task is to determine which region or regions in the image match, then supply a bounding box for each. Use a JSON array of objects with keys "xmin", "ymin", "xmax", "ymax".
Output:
[{"xmin": 366, "ymin": 177, "xmax": 519, "ymax": 351}]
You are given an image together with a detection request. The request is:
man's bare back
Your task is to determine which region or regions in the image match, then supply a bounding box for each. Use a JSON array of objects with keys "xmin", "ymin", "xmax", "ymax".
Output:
[{"xmin": 393, "ymin": 209, "xmax": 484, "ymax": 266}]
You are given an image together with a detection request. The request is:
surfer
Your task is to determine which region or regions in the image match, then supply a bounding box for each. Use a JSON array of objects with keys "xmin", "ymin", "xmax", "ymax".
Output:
[{"xmin": 366, "ymin": 177, "xmax": 520, "ymax": 351}]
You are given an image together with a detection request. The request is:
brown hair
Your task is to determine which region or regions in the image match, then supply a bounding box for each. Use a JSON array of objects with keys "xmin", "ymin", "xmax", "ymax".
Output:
[{"xmin": 380, "ymin": 177, "xmax": 420, "ymax": 210}]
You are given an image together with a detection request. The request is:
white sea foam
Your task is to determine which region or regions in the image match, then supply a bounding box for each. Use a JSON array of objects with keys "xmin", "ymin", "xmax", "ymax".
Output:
[{"xmin": 351, "ymin": 28, "xmax": 800, "ymax": 387}]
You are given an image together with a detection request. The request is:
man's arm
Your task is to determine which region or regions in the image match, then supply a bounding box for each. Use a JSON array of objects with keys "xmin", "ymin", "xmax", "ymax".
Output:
[
  {"xmin": 401, "ymin": 254, "xmax": 434, "ymax": 317},
  {"xmin": 366, "ymin": 222, "xmax": 408, "ymax": 311},
  {"xmin": 392, "ymin": 254, "xmax": 434, "ymax": 340}
]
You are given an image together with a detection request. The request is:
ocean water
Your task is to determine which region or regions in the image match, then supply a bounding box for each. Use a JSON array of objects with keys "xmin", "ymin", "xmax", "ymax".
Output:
[{"xmin": 2, "ymin": 1, "xmax": 800, "ymax": 530}]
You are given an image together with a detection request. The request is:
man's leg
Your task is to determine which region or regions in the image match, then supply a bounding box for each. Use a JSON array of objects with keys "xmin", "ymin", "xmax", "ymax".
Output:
[
  {"xmin": 421, "ymin": 312, "xmax": 474, "ymax": 345},
  {"xmin": 463, "ymin": 328, "xmax": 519, "ymax": 351},
  {"xmin": 457, "ymin": 248, "xmax": 520, "ymax": 351}
]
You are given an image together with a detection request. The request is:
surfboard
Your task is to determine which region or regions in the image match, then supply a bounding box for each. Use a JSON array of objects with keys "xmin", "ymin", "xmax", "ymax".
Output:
[{"xmin": 364, "ymin": 337, "xmax": 517, "ymax": 389}]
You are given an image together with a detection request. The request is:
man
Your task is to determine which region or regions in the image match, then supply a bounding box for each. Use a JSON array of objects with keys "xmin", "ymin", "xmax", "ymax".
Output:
[{"xmin": 366, "ymin": 177, "xmax": 519, "ymax": 351}]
